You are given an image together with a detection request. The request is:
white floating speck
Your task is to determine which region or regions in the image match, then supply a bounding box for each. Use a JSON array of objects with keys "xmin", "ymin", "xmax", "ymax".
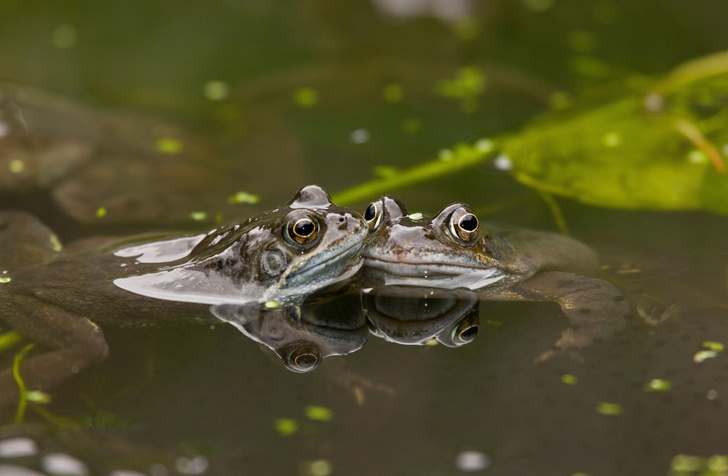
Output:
[
  {"xmin": 0, "ymin": 121, "xmax": 9, "ymax": 138},
  {"xmin": 109, "ymin": 471, "xmax": 147, "ymax": 476},
  {"xmin": 175, "ymin": 456, "xmax": 209, "ymax": 475},
  {"xmin": 42, "ymin": 453, "xmax": 89, "ymax": 475},
  {"xmin": 493, "ymin": 154, "xmax": 513, "ymax": 171},
  {"xmin": 0, "ymin": 437, "xmax": 38, "ymax": 458},
  {"xmin": 0, "ymin": 465, "xmax": 45, "ymax": 476},
  {"xmin": 708, "ymin": 389, "xmax": 718, "ymax": 400},
  {"xmin": 455, "ymin": 450, "xmax": 491, "ymax": 472},
  {"xmin": 308, "ymin": 459, "xmax": 332, "ymax": 476},
  {"xmin": 349, "ymin": 128, "xmax": 370, "ymax": 144}
]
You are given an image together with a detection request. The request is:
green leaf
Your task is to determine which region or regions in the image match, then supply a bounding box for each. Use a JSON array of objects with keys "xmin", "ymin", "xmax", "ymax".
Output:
[
  {"xmin": 304, "ymin": 405, "xmax": 333, "ymax": 422},
  {"xmin": 502, "ymin": 51, "xmax": 728, "ymax": 213}
]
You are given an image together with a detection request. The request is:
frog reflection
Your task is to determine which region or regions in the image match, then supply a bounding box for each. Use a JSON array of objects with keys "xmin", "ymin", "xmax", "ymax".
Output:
[
  {"xmin": 214, "ymin": 285, "xmax": 367, "ymax": 373},
  {"xmin": 0, "ymin": 185, "xmax": 367, "ymax": 407},
  {"xmin": 362, "ymin": 285, "xmax": 480, "ymax": 347},
  {"xmin": 361, "ymin": 197, "xmax": 631, "ymax": 360}
]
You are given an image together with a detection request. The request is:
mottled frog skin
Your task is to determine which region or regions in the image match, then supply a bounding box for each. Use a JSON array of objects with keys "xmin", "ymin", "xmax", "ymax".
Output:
[
  {"xmin": 0, "ymin": 185, "xmax": 367, "ymax": 406},
  {"xmin": 361, "ymin": 196, "xmax": 631, "ymax": 360}
]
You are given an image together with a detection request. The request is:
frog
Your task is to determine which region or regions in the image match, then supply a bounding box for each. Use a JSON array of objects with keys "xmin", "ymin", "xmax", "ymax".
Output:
[
  {"xmin": 360, "ymin": 196, "xmax": 632, "ymax": 361},
  {"xmin": 0, "ymin": 185, "xmax": 367, "ymax": 407}
]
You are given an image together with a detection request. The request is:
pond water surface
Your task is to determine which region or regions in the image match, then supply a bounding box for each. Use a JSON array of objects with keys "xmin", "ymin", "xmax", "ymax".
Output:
[{"xmin": 1, "ymin": 1, "xmax": 728, "ymax": 475}]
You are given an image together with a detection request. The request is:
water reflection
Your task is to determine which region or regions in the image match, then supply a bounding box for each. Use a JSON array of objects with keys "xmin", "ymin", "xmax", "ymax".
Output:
[
  {"xmin": 209, "ymin": 283, "xmax": 484, "ymax": 373},
  {"xmin": 362, "ymin": 285, "xmax": 480, "ymax": 347},
  {"xmin": 212, "ymin": 275, "xmax": 630, "ymax": 372},
  {"xmin": 213, "ymin": 284, "xmax": 368, "ymax": 373}
]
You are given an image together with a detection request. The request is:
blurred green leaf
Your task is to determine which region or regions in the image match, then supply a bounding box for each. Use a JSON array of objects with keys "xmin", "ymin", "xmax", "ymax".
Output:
[
  {"xmin": 504, "ymin": 51, "xmax": 728, "ymax": 213},
  {"xmin": 336, "ymin": 51, "xmax": 728, "ymax": 214}
]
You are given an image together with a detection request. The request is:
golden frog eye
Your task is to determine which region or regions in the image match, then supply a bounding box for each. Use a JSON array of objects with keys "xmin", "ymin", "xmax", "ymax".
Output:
[
  {"xmin": 286, "ymin": 344, "xmax": 321, "ymax": 373},
  {"xmin": 449, "ymin": 206, "xmax": 479, "ymax": 242},
  {"xmin": 454, "ymin": 321, "xmax": 479, "ymax": 345},
  {"xmin": 364, "ymin": 200, "xmax": 384, "ymax": 231},
  {"xmin": 286, "ymin": 216, "xmax": 318, "ymax": 245}
]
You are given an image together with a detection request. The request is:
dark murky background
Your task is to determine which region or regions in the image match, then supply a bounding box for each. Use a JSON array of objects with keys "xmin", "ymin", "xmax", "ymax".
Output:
[{"xmin": 2, "ymin": 1, "xmax": 728, "ymax": 475}]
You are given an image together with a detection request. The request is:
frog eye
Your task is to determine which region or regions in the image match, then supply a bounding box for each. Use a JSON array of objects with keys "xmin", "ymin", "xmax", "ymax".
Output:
[
  {"xmin": 284, "ymin": 343, "xmax": 321, "ymax": 373},
  {"xmin": 364, "ymin": 200, "xmax": 384, "ymax": 231},
  {"xmin": 285, "ymin": 214, "xmax": 319, "ymax": 245},
  {"xmin": 453, "ymin": 321, "xmax": 479, "ymax": 345},
  {"xmin": 449, "ymin": 206, "xmax": 479, "ymax": 242}
]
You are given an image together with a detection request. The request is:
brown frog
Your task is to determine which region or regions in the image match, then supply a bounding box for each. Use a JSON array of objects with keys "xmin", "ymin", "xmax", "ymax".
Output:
[
  {"xmin": 360, "ymin": 196, "xmax": 631, "ymax": 360},
  {"xmin": 0, "ymin": 186, "xmax": 367, "ymax": 406}
]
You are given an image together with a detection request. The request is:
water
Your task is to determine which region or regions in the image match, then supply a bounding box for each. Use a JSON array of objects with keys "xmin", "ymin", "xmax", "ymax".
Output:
[{"xmin": 1, "ymin": 1, "xmax": 728, "ymax": 475}]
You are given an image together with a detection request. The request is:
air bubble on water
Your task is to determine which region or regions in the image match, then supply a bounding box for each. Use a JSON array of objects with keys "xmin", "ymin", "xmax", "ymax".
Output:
[
  {"xmin": 493, "ymin": 154, "xmax": 513, "ymax": 171},
  {"xmin": 455, "ymin": 450, "xmax": 491, "ymax": 471},
  {"xmin": 175, "ymin": 456, "xmax": 209, "ymax": 475},
  {"xmin": 0, "ymin": 437, "xmax": 38, "ymax": 458},
  {"xmin": 42, "ymin": 453, "xmax": 89, "ymax": 476},
  {"xmin": 350, "ymin": 128, "xmax": 370, "ymax": 144}
]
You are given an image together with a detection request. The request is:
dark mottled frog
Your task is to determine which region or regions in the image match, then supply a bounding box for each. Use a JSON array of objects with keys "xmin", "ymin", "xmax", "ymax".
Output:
[
  {"xmin": 361, "ymin": 196, "xmax": 631, "ymax": 360},
  {"xmin": 0, "ymin": 185, "xmax": 367, "ymax": 406}
]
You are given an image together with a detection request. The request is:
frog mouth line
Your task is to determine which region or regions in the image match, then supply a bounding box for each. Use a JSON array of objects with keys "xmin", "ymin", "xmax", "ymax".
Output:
[
  {"xmin": 362, "ymin": 257, "xmax": 506, "ymax": 290},
  {"xmin": 362, "ymin": 256, "xmax": 495, "ymax": 277}
]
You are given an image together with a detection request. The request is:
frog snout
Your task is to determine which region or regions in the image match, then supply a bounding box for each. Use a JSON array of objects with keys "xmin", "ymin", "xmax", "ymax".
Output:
[{"xmin": 337, "ymin": 214, "xmax": 366, "ymax": 234}]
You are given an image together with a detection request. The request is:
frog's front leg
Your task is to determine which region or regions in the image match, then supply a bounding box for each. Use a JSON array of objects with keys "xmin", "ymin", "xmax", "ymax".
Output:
[
  {"xmin": 0, "ymin": 293, "xmax": 109, "ymax": 410},
  {"xmin": 487, "ymin": 271, "xmax": 631, "ymax": 362}
]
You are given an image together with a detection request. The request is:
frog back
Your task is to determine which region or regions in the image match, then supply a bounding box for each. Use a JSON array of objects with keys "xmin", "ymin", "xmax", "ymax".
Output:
[{"xmin": 486, "ymin": 223, "xmax": 599, "ymax": 277}]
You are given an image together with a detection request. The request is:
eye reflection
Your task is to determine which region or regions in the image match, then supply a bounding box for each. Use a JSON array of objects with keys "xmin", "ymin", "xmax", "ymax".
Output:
[
  {"xmin": 284, "ymin": 343, "xmax": 321, "ymax": 373},
  {"xmin": 455, "ymin": 322, "xmax": 479, "ymax": 344}
]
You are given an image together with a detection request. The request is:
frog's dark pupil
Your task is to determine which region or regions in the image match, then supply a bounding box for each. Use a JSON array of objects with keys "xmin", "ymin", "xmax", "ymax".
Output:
[
  {"xmin": 459, "ymin": 325, "xmax": 479, "ymax": 342},
  {"xmin": 459, "ymin": 214, "xmax": 478, "ymax": 232},
  {"xmin": 294, "ymin": 219, "xmax": 315, "ymax": 237},
  {"xmin": 365, "ymin": 203, "xmax": 377, "ymax": 221}
]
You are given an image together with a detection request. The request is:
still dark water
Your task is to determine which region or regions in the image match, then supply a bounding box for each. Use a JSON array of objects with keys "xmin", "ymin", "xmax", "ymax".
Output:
[{"xmin": 1, "ymin": 1, "xmax": 728, "ymax": 475}]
